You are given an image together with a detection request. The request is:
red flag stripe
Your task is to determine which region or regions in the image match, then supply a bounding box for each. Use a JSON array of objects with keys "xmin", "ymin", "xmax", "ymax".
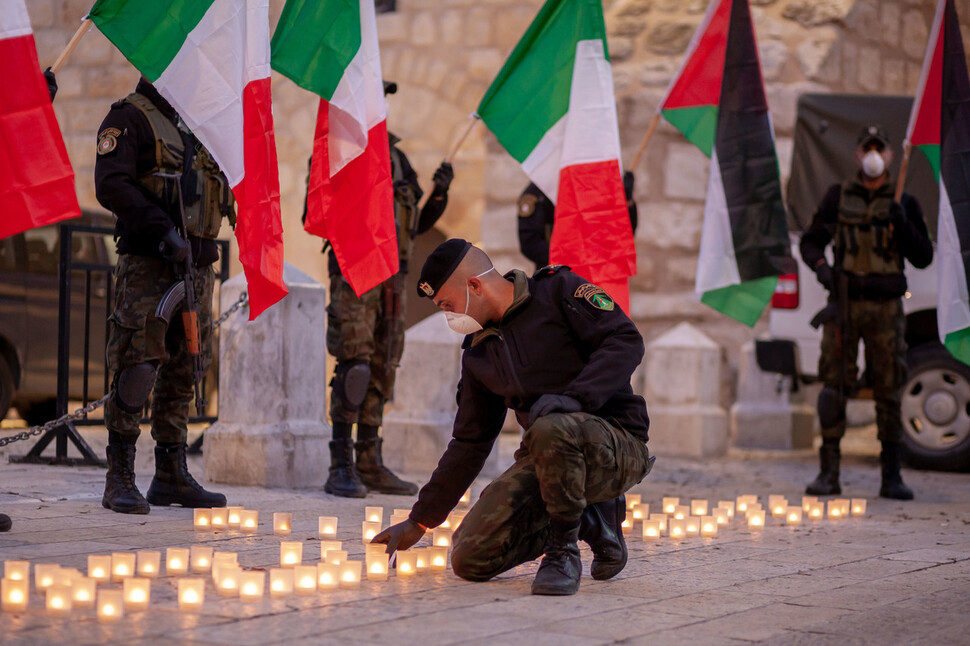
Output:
[{"xmin": 660, "ymin": 0, "xmax": 732, "ymax": 110}]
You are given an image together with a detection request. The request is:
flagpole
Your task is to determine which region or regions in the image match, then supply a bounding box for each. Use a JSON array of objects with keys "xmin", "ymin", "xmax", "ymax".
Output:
[
  {"xmin": 445, "ymin": 115, "xmax": 480, "ymax": 163},
  {"xmin": 50, "ymin": 18, "xmax": 93, "ymax": 74},
  {"xmin": 631, "ymin": 112, "xmax": 661, "ymax": 171},
  {"xmin": 894, "ymin": 141, "xmax": 912, "ymax": 202}
]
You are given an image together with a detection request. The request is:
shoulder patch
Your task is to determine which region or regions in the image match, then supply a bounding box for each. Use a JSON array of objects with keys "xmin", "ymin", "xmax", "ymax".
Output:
[
  {"xmin": 97, "ymin": 127, "xmax": 121, "ymax": 155},
  {"xmin": 534, "ymin": 264, "xmax": 569, "ymax": 279},
  {"xmin": 518, "ymin": 193, "xmax": 538, "ymax": 217},
  {"xmin": 574, "ymin": 283, "xmax": 615, "ymax": 311}
]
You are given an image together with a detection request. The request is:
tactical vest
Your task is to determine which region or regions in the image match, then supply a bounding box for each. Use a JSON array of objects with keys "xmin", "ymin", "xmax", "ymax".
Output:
[
  {"xmin": 390, "ymin": 134, "xmax": 418, "ymax": 270},
  {"xmin": 124, "ymin": 92, "xmax": 235, "ymax": 239},
  {"xmin": 835, "ymin": 180, "xmax": 902, "ymax": 276}
]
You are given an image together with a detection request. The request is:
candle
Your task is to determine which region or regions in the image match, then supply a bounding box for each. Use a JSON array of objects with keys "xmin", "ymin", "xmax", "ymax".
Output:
[
  {"xmin": 191, "ymin": 546, "xmax": 214, "ymax": 574},
  {"xmin": 240, "ymin": 510, "xmax": 259, "ymax": 534},
  {"xmin": 227, "ymin": 506, "xmax": 244, "ymax": 528},
  {"xmin": 365, "ymin": 543, "xmax": 387, "ymax": 559},
  {"xmin": 111, "ymin": 553, "xmax": 135, "ymax": 582},
  {"xmin": 325, "ymin": 550, "xmax": 348, "ymax": 565},
  {"xmin": 294, "ymin": 565, "xmax": 317, "ymax": 595},
  {"xmin": 649, "ymin": 513, "xmax": 668, "ymax": 535},
  {"xmin": 771, "ymin": 502, "xmax": 788, "ymax": 518},
  {"xmin": 366, "ymin": 552, "xmax": 389, "ymax": 581},
  {"xmin": 136, "ymin": 551, "xmax": 161, "ymax": 578},
  {"xmin": 365, "ymin": 506, "xmax": 384, "ymax": 524},
  {"xmin": 362, "ymin": 521, "xmax": 381, "ymax": 544},
  {"xmin": 166, "ymin": 548, "xmax": 190, "ymax": 576},
  {"xmin": 71, "ymin": 578, "xmax": 97, "ymax": 609},
  {"xmin": 802, "ymin": 495, "xmax": 818, "ymax": 513},
  {"xmin": 280, "ymin": 541, "xmax": 303, "ymax": 567},
  {"xmin": 827, "ymin": 500, "xmax": 844, "ymax": 519},
  {"xmin": 768, "ymin": 494, "xmax": 786, "ymax": 509},
  {"xmin": 447, "ymin": 511, "xmax": 467, "ymax": 529},
  {"xmin": 747, "ymin": 510, "xmax": 766, "ymax": 529},
  {"xmin": 4, "ymin": 561, "xmax": 29, "ymax": 582},
  {"xmin": 673, "ymin": 505, "xmax": 689, "ymax": 520},
  {"xmin": 45, "ymin": 584, "xmax": 72, "ymax": 617},
  {"xmin": 210, "ymin": 508, "xmax": 228, "ymax": 529},
  {"xmin": 396, "ymin": 551, "xmax": 418, "ymax": 577},
  {"xmin": 690, "ymin": 499, "xmax": 708, "ymax": 516},
  {"xmin": 430, "ymin": 546, "xmax": 448, "ymax": 573},
  {"xmin": 836, "ymin": 499, "xmax": 851, "ymax": 516},
  {"xmin": 714, "ymin": 508, "xmax": 729, "ymax": 526},
  {"xmin": 35, "ymin": 563, "xmax": 60, "ymax": 590},
  {"xmin": 216, "ymin": 565, "xmax": 242, "ymax": 596},
  {"xmin": 178, "ymin": 578, "xmax": 205, "ymax": 611},
  {"xmin": 316, "ymin": 563, "xmax": 339, "ymax": 590},
  {"xmin": 193, "ymin": 508, "xmax": 212, "ymax": 529},
  {"xmin": 320, "ymin": 540, "xmax": 343, "ymax": 560},
  {"xmin": 685, "ymin": 517, "xmax": 700, "ymax": 537},
  {"xmin": 97, "ymin": 589, "xmax": 124, "ymax": 623},
  {"xmin": 851, "ymin": 498, "xmax": 867, "ymax": 516},
  {"xmin": 736, "ymin": 495, "xmax": 757, "ymax": 514},
  {"xmin": 438, "ymin": 516, "xmax": 452, "ymax": 530},
  {"xmin": 786, "ymin": 506, "xmax": 803, "ymax": 525},
  {"xmin": 211, "ymin": 552, "xmax": 238, "ymax": 582},
  {"xmin": 661, "ymin": 497, "xmax": 679, "ymax": 514},
  {"xmin": 269, "ymin": 568, "xmax": 294, "ymax": 598},
  {"xmin": 620, "ymin": 516, "xmax": 634, "ymax": 534},
  {"xmin": 239, "ymin": 571, "xmax": 265, "ymax": 602},
  {"xmin": 414, "ymin": 548, "xmax": 430, "ymax": 574},
  {"xmin": 700, "ymin": 516, "xmax": 717, "ymax": 537},
  {"xmin": 390, "ymin": 512, "xmax": 409, "ymax": 527},
  {"xmin": 338, "ymin": 561, "xmax": 362, "ymax": 589},
  {"xmin": 318, "ymin": 516, "xmax": 338, "ymax": 539},
  {"xmin": 668, "ymin": 519, "xmax": 686, "ymax": 540},
  {"xmin": 2, "ymin": 578, "xmax": 29, "ymax": 612},
  {"xmin": 626, "ymin": 494, "xmax": 642, "ymax": 510},
  {"xmin": 631, "ymin": 503, "xmax": 648, "ymax": 521},
  {"xmin": 274, "ymin": 512, "xmax": 292, "ymax": 536},
  {"xmin": 459, "ymin": 488, "xmax": 472, "ymax": 505},
  {"xmin": 642, "ymin": 520, "xmax": 661, "ymax": 541},
  {"xmin": 809, "ymin": 502, "xmax": 824, "ymax": 520},
  {"xmin": 432, "ymin": 528, "xmax": 453, "ymax": 548},
  {"xmin": 57, "ymin": 568, "xmax": 82, "ymax": 586},
  {"xmin": 123, "ymin": 577, "xmax": 151, "ymax": 611},
  {"xmin": 717, "ymin": 501, "xmax": 736, "ymax": 519},
  {"xmin": 745, "ymin": 503, "xmax": 763, "ymax": 515},
  {"xmin": 88, "ymin": 555, "xmax": 111, "ymax": 583}
]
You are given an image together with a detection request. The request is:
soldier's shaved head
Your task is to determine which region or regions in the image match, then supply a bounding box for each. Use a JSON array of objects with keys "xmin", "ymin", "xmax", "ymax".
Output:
[{"xmin": 446, "ymin": 245, "xmax": 494, "ymax": 286}]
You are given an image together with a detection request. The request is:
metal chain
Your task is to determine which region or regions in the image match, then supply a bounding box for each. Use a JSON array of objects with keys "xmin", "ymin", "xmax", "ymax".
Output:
[{"xmin": 0, "ymin": 291, "xmax": 249, "ymax": 446}]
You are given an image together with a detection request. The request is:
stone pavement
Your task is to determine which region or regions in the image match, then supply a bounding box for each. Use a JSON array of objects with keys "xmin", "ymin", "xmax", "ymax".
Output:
[{"xmin": 0, "ymin": 426, "xmax": 969, "ymax": 645}]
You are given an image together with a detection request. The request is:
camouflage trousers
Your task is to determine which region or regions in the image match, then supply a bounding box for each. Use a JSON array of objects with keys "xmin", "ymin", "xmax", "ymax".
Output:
[
  {"xmin": 104, "ymin": 255, "xmax": 214, "ymax": 444},
  {"xmin": 818, "ymin": 297, "xmax": 906, "ymax": 443},
  {"xmin": 451, "ymin": 412, "xmax": 651, "ymax": 582},
  {"xmin": 326, "ymin": 273, "xmax": 405, "ymax": 426}
]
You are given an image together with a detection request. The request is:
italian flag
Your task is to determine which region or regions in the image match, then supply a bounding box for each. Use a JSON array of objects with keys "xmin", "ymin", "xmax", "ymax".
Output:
[
  {"xmin": 477, "ymin": 0, "xmax": 635, "ymax": 312},
  {"xmin": 272, "ymin": 0, "xmax": 396, "ymax": 297},
  {"xmin": 659, "ymin": 0, "xmax": 790, "ymax": 327},
  {"xmin": 906, "ymin": 0, "xmax": 970, "ymax": 364},
  {"xmin": 88, "ymin": 0, "xmax": 287, "ymax": 320},
  {"xmin": 0, "ymin": 0, "xmax": 80, "ymax": 239}
]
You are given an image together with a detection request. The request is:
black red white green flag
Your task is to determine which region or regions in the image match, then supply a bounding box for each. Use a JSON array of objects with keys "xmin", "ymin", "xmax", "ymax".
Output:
[
  {"xmin": 905, "ymin": 0, "xmax": 970, "ymax": 364},
  {"xmin": 659, "ymin": 0, "xmax": 790, "ymax": 326}
]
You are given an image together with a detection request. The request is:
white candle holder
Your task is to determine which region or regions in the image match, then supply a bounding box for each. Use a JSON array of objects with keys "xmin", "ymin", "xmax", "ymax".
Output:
[
  {"xmin": 851, "ymin": 498, "xmax": 867, "ymax": 516},
  {"xmin": 717, "ymin": 500, "xmax": 736, "ymax": 519},
  {"xmin": 136, "ymin": 551, "xmax": 161, "ymax": 578},
  {"xmin": 87, "ymin": 555, "xmax": 111, "ymax": 583},
  {"xmin": 191, "ymin": 546, "xmax": 214, "ymax": 574},
  {"xmin": 673, "ymin": 505, "xmax": 689, "ymax": 520},
  {"xmin": 97, "ymin": 589, "xmax": 124, "ymax": 623},
  {"xmin": 396, "ymin": 551, "xmax": 418, "ymax": 577},
  {"xmin": 631, "ymin": 503, "xmax": 648, "ymax": 522},
  {"xmin": 269, "ymin": 568, "xmax": 294, "ymax": 598},
  {"xmin": 211, "ymin": 552, "xmax": 238, "ymax": 582},
  {"xmin": 362, "ymin": 521, "xmax": 381, "ymax": 544},
  {"xmin": 338, "ymin": 561, "xmax": 362, "ymax": 589},
  {"xmin": 320, "ymin": 540, "xmax": 343, "ymax": 561},
  {"xmin": 274, "ymin": 512, "xmax": 292, "ymax": 536},
  {"xmin": 620, "ymin": 516, "xmax": 634, "ymax": 534},
  {"xmin": 294, "ymin": 565, "xmax": 317, "ymax": 595},
  {"xmin": 430, "ymin": 546, "xmax": 448, "ymax": 572},
  {"xmin": 414, "ymin": 548, "xmax": 430, "ymax": 574},
  {"xmin": 123, "ymin": 577, "xmax": 151, "ymax": 611},
  {"xmin": 714, "ymin": 508, "xmax": 729, "ymax": 526},
  {"xmin": 642, "ymin": 520, "xmax": 661, "ymax": 541},
  {"xmin": 770, "ymin": 499, "xmax": 789, "ymax": 518},
  {"xmin": 649, "ymin": 513, "xmax": 668, "ymax": 535},
  {"xmin": 747, "ymin": 510, "xmax": 766, "ymax": 530},
  {"xmin": 46, "ymin": 584, "xmax": 72, "ymax": 617},
  {"xmin": 280, "ymin": 541, "xmax": 303, "ymax": 567},
  {"xmin": 836, "ymin": 499, "xmax": 851, "ymax": 516},
  {"xmin": 318, "ymin": 516, "xmax": 338, "ymax": 539},
  {"xmin": 71, "ymin": 578, "xmax": 97, "ymax": 609},
  {"xmin": 826, "ymin": 500, "xmax": 844, "ymax": 519},
  {"xmin": 808, "ymin": 502, "xmax": 824, "ymax": 520},
  {"xmin": 662, "ymin": 497, "xmax": 679, "ymax": 514},
  {"xmin": 690, "ymin": 499, "xmax": 708, "ymax": 516},
  {"xmin": 366, "ymin": 552, "xmax": 389, "ymax": 581},
  {"xmin": 178, "ymin": 578, "xmax": 205, "ymax": 611},
  {"xmin": 668, "ymin": 519, "xmax": 687, "ymax": 540},
  {"xmin": 240, "ymin": 510, "xmax": 259, "ymax": 534},
  {"xmin": 239, "ymin": 571, "xmax": 266, "ymax": 602},
  {"xmin": 35, "ymin": 563, "xmax": 60, "ymax": 590},
  {"xmin": 193, "ymin": 508, "xmax": 212, "ymax": 530},
  {"xmin": 459, "ymin": 488, "xmax": 472, "ymax": 506},
  {"xmin": 325, "ymin": 550, "xmax": 348, "ymax": 565},
  {"xmin": 316, "ymin": 563, "xmax": 339, "ymax": 590},
  {"xmin": 216, "ymin": 565, "xmax": 242, "ymax": 596},
  {"xmin": 786, "ymin": 506, "xmax": 803, "ymax": 525},
  {"xmin": 432, "ymin": 528, "xmax": 453, "ymax": 547},
  {"xmin": 166, "ymin": 548, "xmax": 190, "ymax": 576},
  {"xmin": 227, "ymin": 506, "xmax": 244, "ymax": 528},
  {"xmin": 801, "ymin": 495, "xmax": 818, "ymax": 513},
  {"xmin": 4, "ymin": 560, "xmax": 29, "ymax": 582},
  {"xmin": 700, "ymin": 516, "xmax": 717, "ymax": 537},
  {"xmin": 210, "ymin": 508, "xmax": 229, "ymax": 529},
  {"xmin": 2, "ymin": 578, "xmax": 29, "ymax": 612},
  {"xmin": 685, "ymin": 517, "xmax": 700, "ymax": 537},
  {"xmin": 365, "ymin": 506, "xmax": 384, "ymax": 524}
]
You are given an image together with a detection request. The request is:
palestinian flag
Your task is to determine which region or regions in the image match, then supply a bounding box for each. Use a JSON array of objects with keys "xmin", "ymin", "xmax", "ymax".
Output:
[
  {"xmin": 477, "ymin": 0, "xmax": 635, "ymax": 312},
  {"xmin": 0, "ymin": 0, "xmax": 80, "ymax": 240},
  {"xmin": 88, "ymin": 0, "xmax": 287, "ymax": 319},
  {"xmin": 905, "ymin": 0, "xmax": 970, "ymax": 364},
  {"xmin": 272, "ymin": 0, "xmax": 396, "ymax": 297},
  {"xmin": 659, "ymin": 0, "xmax": 790, "ymax": 326}
]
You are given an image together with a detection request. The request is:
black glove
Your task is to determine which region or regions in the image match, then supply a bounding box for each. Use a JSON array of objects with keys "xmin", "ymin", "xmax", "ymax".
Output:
[
  {"xmin": 815, "ymin": 262, "xmax": 833, "ymax": 290},
  {"xmin": 44, "ymin": 67, "xmax": 57, "ymax": 102},
  {"xmin": 371, "ymin": 518, "xmax": 426, "ymax": 556},
  {"xmin": 528, "ymin": 394, "xmax": 583, "ymax": 427},
  {"xmin": 888, "ymin": 201, "xmax": 906, "ymax": 230},
  {"xmin": 159, "ymin": 228, "xmax": 189, "ymax": 263},
  {"xmin": 623, "ymin": 171, "xmax": 634, "ymax": 200},
  {"xmin": 432, "ymin": 161, "xmax": 454, "ymax": 192}
]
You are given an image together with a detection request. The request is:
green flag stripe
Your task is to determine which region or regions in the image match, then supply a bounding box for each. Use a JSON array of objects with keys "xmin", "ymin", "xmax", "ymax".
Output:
[
  {"xmin": 477, "ymin": 0, "xmax": 607, "ymax": 163},
  {"xmin": 917, "ymin": 143, "xmax": 942, "ymax": 184},
  {"xmin": 88, "ymin": 0, "xmax": 215, "ymax": 81},
  {"xmin": 661, "ymin": 106, "xmax": 718, "ymax": 158},
  {"xmin": 700, "ymin": 275, "xmax": 778, "ymax": 327},
  {"xmin": 270, "ymin": 0, "xmax": 361, "ymax": 100},
  {"xmin": 945, "ymin": 327, "xmax": 970, "ymax": 366}
]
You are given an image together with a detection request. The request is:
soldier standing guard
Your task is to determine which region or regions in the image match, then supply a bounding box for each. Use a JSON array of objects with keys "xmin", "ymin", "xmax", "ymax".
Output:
[
  {"xmin": 95, "ymin": 78, "xmax": 231, "ymax": 514},
  {"xmin": 323, "ymin": 81, "xmax": 455, "ymax": 498}
]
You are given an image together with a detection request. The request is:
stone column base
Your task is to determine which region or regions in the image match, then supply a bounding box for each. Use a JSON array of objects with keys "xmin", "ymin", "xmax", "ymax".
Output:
[
  {"xmin": 731, "ymin": 402, "xmax": 816, "ymax": 450},
  {"xmin": 646, "ymin": 405, "xmax": 728, "ymax": 458}
]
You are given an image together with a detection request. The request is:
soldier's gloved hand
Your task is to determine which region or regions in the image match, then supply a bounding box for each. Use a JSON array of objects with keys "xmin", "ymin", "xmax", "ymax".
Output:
[
  {"xmin": 432, "ymin": 161, "xmax": 454, "ymax": 192},
  {"xmin": 371, "ymin": 519, "xmax": 425, "ymax": 556},
  {"xmin": 528, "ymin": 394, "xmax": 583, "ymax": 427},
  {"xmin": 623, "ymin": 171, "xmax": 635, "ymax": 200},
  {"xmin": 44, "ymin": 67, "xmax": 57, "ymax": 102},
  {"xmin": 159, "ymin": 228, "xmax": 189, "ymax": 264},
  {"xmin": 888, "ymin": 201, "xmax": 906, "ymax": 230},
  {"xmin": 815, "ymin": 262, "xmax": 833, "ymax": 290}
]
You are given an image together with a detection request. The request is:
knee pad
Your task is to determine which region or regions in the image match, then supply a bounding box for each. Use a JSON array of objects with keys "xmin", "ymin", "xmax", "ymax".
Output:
[
  {"xmin": 114, "ymin": 362, "xmax": 157, "ymax": 413},
  {"xmin": 817, "ymin": 386, "xmax": 846, "ymax": 429},
  {"xmin": 332, "ymin": 361, "xmax": 370, "ymax": 410}
]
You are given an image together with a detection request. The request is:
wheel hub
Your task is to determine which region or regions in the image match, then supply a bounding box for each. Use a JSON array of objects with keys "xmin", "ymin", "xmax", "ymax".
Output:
[{"xmin": 924, "ymin": 390, "xmax": 959, "ymax": 426}]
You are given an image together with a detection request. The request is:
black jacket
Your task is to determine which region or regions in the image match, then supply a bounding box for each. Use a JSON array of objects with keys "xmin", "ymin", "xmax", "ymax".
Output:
[{"xmin": 409, "ymin": 266, "xmax": 649, "ymax": 527}]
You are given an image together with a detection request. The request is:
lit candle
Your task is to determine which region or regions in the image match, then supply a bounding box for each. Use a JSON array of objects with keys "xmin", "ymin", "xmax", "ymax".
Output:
[
  {"xmin": 294, "ymin": 565, "xmax": 317, "ymax": 595},
  {"xmin": 642, "ymin": 520, "xmax": 661, "ymax": 541},
  {"xmin": 771, "ymin": 501, "xmax": 788, "ymax": 518},
  {"xmin": 365, "ymin": 506, "xmax": 384, "ymax": 524},
  {"xmin": 191, "ymin": 546, "xmax": 214, "ymax": 574},
  {"xmin": 396, "ymin": 551, "xmax": 418, "ymax": 577},
  {"xmin": 649, "ymin": 513, "xmax": 668, "ymax": 535},
  {"xmin": 620, "ymin": 516, "xmax": 634, "ymax": 534},
  {"xmin": 717, "ymin": 501, "xmax": 736, "ymax": 520},
  {"xmin": 320, "ymin": 540, "xmax": 343, "ymax": 560},
  {"xmin": 88, "ymin": 555, "xmax": 111, "ymax": 583},
  {"xmin": 46, "ymin": 584, "xmax": 72, "ymax": 617},
  {"xmin": 714, "ymin": 508, "xmax": 729, "ymax": 526},
  {"xmin": 97, "ymin": 589, "xmax": 124, "ymax": 623},
  {"xmin": 432, "ymin": 528, "xmax": 453, "ymax": 548},
  {"xmin": 136, "ymin": 551, "xmax": 161, "ymax": 578},
  {"xmin": 668, "ymin": 519, "xmax": 687, "ymax": 540},
  {"xmin": 178, "ymin": 578, "xmax": 205, "ymax": 611},
  {"xmin": 685, "ymin": 517, "xmax": 700, "ymax": 537},
  {"xmin": 662, "ymin": 497, "xmax": 679, "ymax": 514},
  {"xmin": 747, "ymin": 510, "xmax": 766, "ymax": 530},
  {"xmin": 390, "ymin": 512, "xmax": 409, "ymax": 527},
  {"xmin": 71, "ymin": 578, "xmax": 97, "ymax": 609},
  {"xmin": 227, "ymin": 506, "xmax": 244, "ymax": 528},
  {"xmin": 802, "ymin": 495, "xmax": 818, "ymax": 513},
  {"xmin": 4, "ymin": 561, "xmax": 29, "ymax": 582},
  {"xmin": 447, "ymin": 511, "xmax": 467, "ymax": 529},
  {"xmin": 123, "ymin": 577, "xmax": 151, "ymax": 611},
  {"xmin": 216, "ymin": 565, "xmax": 242, "ymax": 596},
  {"xmin": 366, "ymin": 552, "xmax": 389, "ymax": 582},
  {"xmin": 193, "ymin": 508, "xmax": 212, "ymax": 530},
  {"xmin": 362, "ymin": 521, "xmax": 381, "ymax": 544},
  {"xmin": 827, "ymin": 500, "xmax": 843, "ymax": 519},
  {"xmin": 2, "ymin": 578, "xmax": 29, "ymax": 612},
  {"xmin": 414, "ymin": 548, "xmax": 430, "ymax": 574},
  {"xmin": 325, "ymin": 550, "xmax": 348, "ymax": 565},
  {"xmin": 339, "ymin": 561, "xmax": 362, "ymax": 589},
  {"xmin": 786, "ymin": 506, "xmax": 803, "ymax": 525},
  {"xmin": 35, "ymin": 563, "xmax": 60, "ymax": 590},
  {"xmin": 210, "ymin": 508, "xmax": 229, "ymax": 529},
  {"xmin": 365, "ymin": 543, "xmax": 387, "ymax": 559},
  {"xmin": 166, "ymin": 548, "xmax": 190, "ymax": 576},
  {"xmin": 700, "ymin": 516, "xmax": 717, "ymax": 537},
  {"xmin": 316, "ymin": 563, "xmax": 339, "ymax": 590},
  {"xmin": 430, "ymin": 546, "xmax": 448, "ymax": 573},
  {"xmin": 808, "ymin": 502, "xmax": 824, "ymax": 520},
  {"xmin": 745, "ymin": 503, "xmax": 763, "ymax": 515},
  {"xmin": 439, "ymin": 516, "xmax": 452, "ymax": 530},
  {"xmin": 768, "ymin": 494, "xmax": 786, "ymax": 509},
  {"xmin": 211, "ymin": 552, "xmax": 238, "ymax": 582},
  {"xmin": 57, "ymin": 568, "xmax": 83, "ymax": 586},
  {"xmin": 274, "ymin": 512, "xmax": 292, "ymax": 536},
  {"xmin": 631, "ymin": 503, "xmax": 648, "ymax": 522},
  {"xmin": 736, "ymin": 495, "xmax": 757, "ymax": 514},
  {"xmin": 690, "ymin": 499, "xmax": 708, "ymax": 516},
  {"xmin": 459, "ymin": 488, "xmax": 472, "ymax": 505},
  {"xmin": 239, "ymin": 571, "xmax": 265, "ymax": 602},
  {"xmin": 318, "ymin": 516, "xmax": 338, "ymax": 539},
  {"xmin": 280, "ymin": 541, "xmax": 303, "ymax": 567},
  {"xmin": 111, "ymin": 553, "xmax": 136, "ymax": 582},
  {"xmin": 851, "ymin": 498, "xmax": 867, "ymax": 516},
  {"xmin": 836, "ymin": 499, "xmax": 851, "ymax": 516},
  {"xmin": 240, "ymin": 510, "xmax": 259, "ymax": 534},
  {"xmin": 269, "ymin": 568, "xmax": 294, "ymax": 598},
  {"xmin": 673, "ymin": 505, "xmax": 689, "ymax": 520}
]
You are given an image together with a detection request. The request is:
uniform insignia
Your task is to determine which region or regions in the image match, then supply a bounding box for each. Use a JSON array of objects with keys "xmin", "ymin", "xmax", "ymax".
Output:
[
  {"xmin": 419, "ymin": 281, "xmax": 434, "ymax": 297},
  {"xmin": 97, "ymin": 128, "xmax": 121, "ymax": 155},
  {"xmin": 518, "ymin": 193, "xmax": 538, "ymax": 217},
  {"xmin": 574, "ymin": 283, "xmax": 614, "ymax": 311}
]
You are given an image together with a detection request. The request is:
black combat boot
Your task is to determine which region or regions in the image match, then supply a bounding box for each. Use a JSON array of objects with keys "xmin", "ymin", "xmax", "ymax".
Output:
[
  {"xmin": 806, "ymin": 438, "xmax": 841, "ymax": 495},
  {"xmin": 532, "ymin": 521, "xmax": 582, "ymax": 596},
  {"xmin": 355, "ymin": 437, "xmax": 418, "ymax": 495},
  {"xmin": 879, "ymin": 442, "xmax": 914, "ymax": 500},
  {"xmin": 103, "ymin": 443, "xmax": 150, "ymax": 514},
  {"xmin": 0, "ymin": 513, "xmax": 11, "ymax": 532},
  {"xmin": 146, "ymin": 444, "xmax": 226, "ymax": 508},
  {"xmin": 579, "ymin": 496, "xmax": 627, "ymax": 580},
  {"xmin": 325, "ymin": 438, "xmax": 367, "ymax": 498}
]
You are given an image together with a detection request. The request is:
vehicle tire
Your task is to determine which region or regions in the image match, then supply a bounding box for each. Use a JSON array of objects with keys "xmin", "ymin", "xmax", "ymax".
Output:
[
  {"xmin": 0, "ymin": 357, "xmax": 12, "ymax": 422},
  {"xmin": 900, "ymin": 343, "xmax": 970, "ymax": 472},
  {"xmin": 18, "ymin": 397, "xmax": 58, "ymax": 428}
]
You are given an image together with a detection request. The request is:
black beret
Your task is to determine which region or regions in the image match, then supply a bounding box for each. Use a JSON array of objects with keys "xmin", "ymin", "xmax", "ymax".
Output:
[
  {"xmin": 417, "ymin": 239, "xmax": 472, "ymax": 298},
  {"xmin": 857, "ymin": 124, "xmax": 890, "ymax": 148}
]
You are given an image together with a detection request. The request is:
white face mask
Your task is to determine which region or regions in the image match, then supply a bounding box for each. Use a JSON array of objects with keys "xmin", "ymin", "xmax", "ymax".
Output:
[
  {"xmin": 445, "ymin": 269, "xmax": 494, "ymax": 335},
  {"xmin": 861, "ymin": 150, "xmax": 886, "ymax": 178}
]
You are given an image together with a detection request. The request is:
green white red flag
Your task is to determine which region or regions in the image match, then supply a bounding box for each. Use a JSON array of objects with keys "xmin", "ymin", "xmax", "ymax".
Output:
[
  {"xmin": 659, "ymin": 0, "xmax": 790, "ymax": 326},
  {"xmin": 272, "ymin": 0, "xmax": 396, "ymax": 297},
  {"xmin": 88, "ymin": 0, "xmax": 287, "ymax": 319},
  {"xmin": 905, "ymin": 0, "xmax": 970, "ymax": 364},
  {"xmin": 477, "ymin": 0, "xmax": 635, "ymax": 312},
  {"xmin": 0, "ymin": 0, "xmax": 80, "ymax": 239}
]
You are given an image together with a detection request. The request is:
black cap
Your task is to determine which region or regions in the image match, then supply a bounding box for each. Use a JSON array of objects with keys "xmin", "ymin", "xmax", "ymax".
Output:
[
  {"xmin": 383, "ymin": 80, "xmax": 397, "ymax": 95},
  {"xmin": 417, "ymin": 239, "xmax": 472, "ymax": 298},
  {"xmin": 857, "ymin": 125, "xmax": 890, "ymax": 148}
]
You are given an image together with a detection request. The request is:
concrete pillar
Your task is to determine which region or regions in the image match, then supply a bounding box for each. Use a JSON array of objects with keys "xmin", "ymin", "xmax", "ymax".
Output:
[
  {"xmin": 643, "ymin": 322, "xmax": 728, "ymax": 458},
  {"xmin": 730, "ymin": 341, "xmax": 815, "ymax": 450},
  {"xmin": 203, "ymin": 263, "xmax": 331, "ymax": 488}
]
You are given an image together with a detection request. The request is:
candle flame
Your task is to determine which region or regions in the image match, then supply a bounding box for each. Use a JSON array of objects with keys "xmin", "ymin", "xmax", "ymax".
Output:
[
  {"xmin": 198, "ymin": 518, "xmax": 209, "ymax": 526},
  {"xmin": 244, "ymin": 520, "xmax": 255, "ymax": 527},
  {"xmin": 433, "ymin": 556, "xmax": 445, "ymax": 566},
  {"xmin": 342, "ymin": 572, "xmax": 354, "ymax": 582},
  {"xmin": 242, "ymin": 583, "xmax": 257, "ymax": 595},
  {"xmin": 183, "ymin": 590, "xmax": 199, "ymax": 603},
  {"xmin": 102, "ymin": 604, "xmax": 115, "ymax": 615},
  {"xmin": 40, "ymin": 576, "xmax": 53, "ymax": 587},
  {"xmin": 51, "ymin": 596, "xmax": 64, "ymax": 608},
  {"xmin": 222, "ymin": 579, "xmax": 236, "ymax": 589},
  {"xmin": 170, "ymin": 559, "xmax": 183, "ymax": 569},
  {"xmin": 76, "ymin": 590, "xmax": 90, "ymax": 601},
  {"xmin": 92, "ymin": 568, "xmax": 105, "ymax": 578},
  {"xmin": 400, "ymin": 563, "xmax": 412, "ymax": 572},
  {"xmin": 142, "ymin": 565, "xmax": 154, "ymax": 573},
  {"xmin": 130, "ymin": 589, "xmax": 146, "ymax": 603},
  {"xmin": 10, "ymin": 590, "xmax": 24, "ymax": 603},
  {"xmin": 320, "ymin": 573, "xmax": 333, "ymax": 585}
]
